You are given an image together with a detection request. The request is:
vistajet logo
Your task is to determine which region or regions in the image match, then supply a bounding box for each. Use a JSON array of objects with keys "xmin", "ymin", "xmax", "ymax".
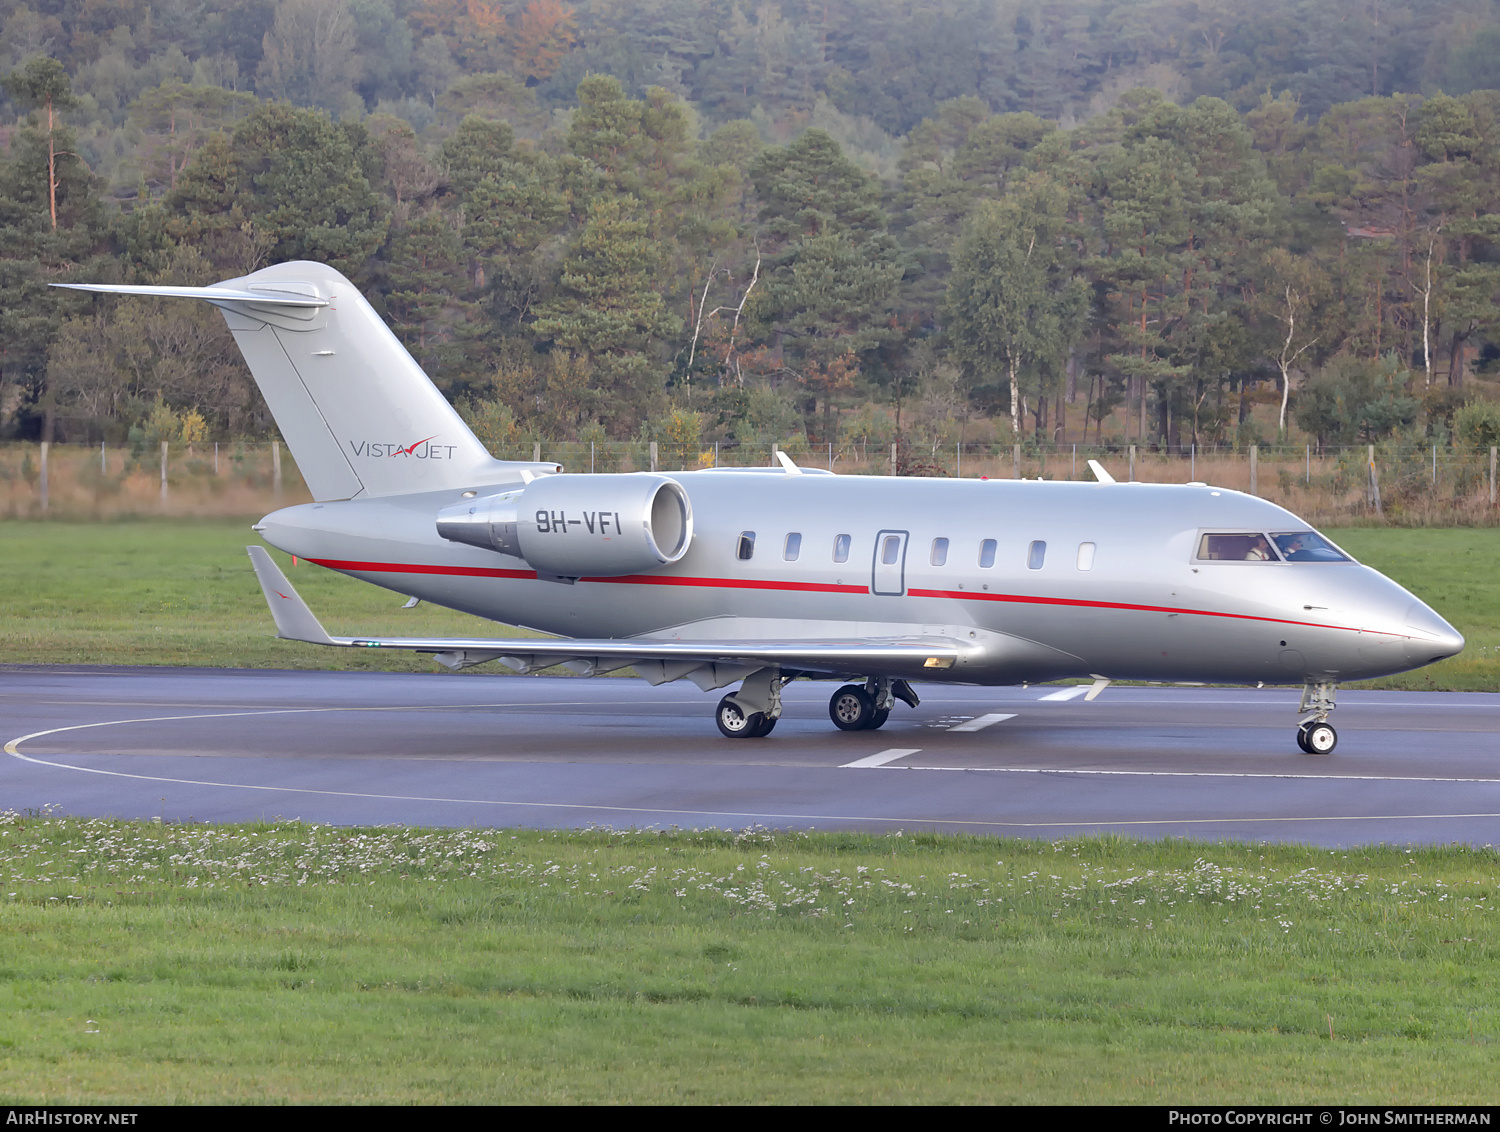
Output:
[{"xmin": 348, "ymin": 436, "xmax": 458, "ymax": 460}]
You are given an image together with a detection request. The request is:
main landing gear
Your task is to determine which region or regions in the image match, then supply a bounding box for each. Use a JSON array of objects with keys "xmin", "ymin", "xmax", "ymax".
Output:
[
  {"xmin": 1296, "ymin": 681, "xmax": 1338, "ymax": 753},
  {"xmin": 715, "ymin": 671, "xmax": 921, "ymax": 738},
  {"xmin": 828, "ymin": 677, "xmax": 920, "ymax": 732},
  {"xmin": 716, "ymin": 668, "xmax": 783, "ymax": 738}
]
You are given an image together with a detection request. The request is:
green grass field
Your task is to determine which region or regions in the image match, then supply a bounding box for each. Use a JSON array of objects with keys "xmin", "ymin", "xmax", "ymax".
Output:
[
  {"xmin": 0, "ymin": 520, "xmax": 1494, "ymax": 688},
  {"xmin": 1, "ymin": 820, "xmax": 1496, "ymax": 1104},
  {"xmin": 2, "ymin": 522, "xmax": 1497, "ymax": 1102}
]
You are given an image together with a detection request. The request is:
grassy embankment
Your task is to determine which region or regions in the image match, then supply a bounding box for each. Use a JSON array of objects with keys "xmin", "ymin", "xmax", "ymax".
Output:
[
  {"xmin": 0, "ymin": 520, "xmax": 1494, "ymax": 688},
  {"xmin": 1, "ymin": 821, "xmax": 1496, "ymax": 1104}
]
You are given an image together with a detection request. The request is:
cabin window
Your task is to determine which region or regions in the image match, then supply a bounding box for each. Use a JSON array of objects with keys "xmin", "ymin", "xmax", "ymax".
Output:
[
  {"xmin": 1270, "ymin": 531, "xmax": 1349, "ymax": 562},
  {"xmin": 1076, "ymin": 542, "xmax": 1096, "ymax": 571},
  {"xmin": 1196, "ymin": 533, "xmax": 1279, "ymax": 562},
  {"xmin": 930, "ymin": 537, "xmax": 949, "ymax": 566},
  {"xmin": 1027, "ymin": 540, "xmax": 1047, "ymax": 570},
  {"xmin": 833, "ymin": 533, "xmax": 851, "ymax": 563},
  {"xmin": 737, "ymin": 532, "xmax": 756, "ymax": 560},
  {"xmin": 978, "ymin": 539, "xmax": 997, "ymax": 568},
  {"xmin": 784, "ymin": 532, "xmax": 802, "ymax": 562},
  {"xmin": 881, "ymin": 535, "xmax": 901, "ymax": 565}
]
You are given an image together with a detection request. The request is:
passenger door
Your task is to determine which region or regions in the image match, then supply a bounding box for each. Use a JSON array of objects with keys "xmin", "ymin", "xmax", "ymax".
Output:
[{"xmin": 871, "ymin": 530, "xmax": 909, "ymax": 596}]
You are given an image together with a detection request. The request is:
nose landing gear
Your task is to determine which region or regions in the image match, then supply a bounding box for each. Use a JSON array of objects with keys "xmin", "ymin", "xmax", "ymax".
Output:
[{"xmin": 1295, "ymin": 682, "xmax": 1338, "ymax": 753}]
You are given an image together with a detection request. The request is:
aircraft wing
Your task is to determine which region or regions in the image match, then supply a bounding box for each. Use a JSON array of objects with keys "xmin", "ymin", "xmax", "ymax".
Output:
[{"xmin": 248, "ymin": 547, "xmax": 969, "ymax": 689}]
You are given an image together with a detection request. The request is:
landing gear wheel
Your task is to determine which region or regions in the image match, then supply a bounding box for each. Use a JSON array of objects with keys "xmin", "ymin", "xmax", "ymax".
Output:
[
  {"xmin": 753, "ymin": 713, "xmax": 778, "ymax": 737},
  {"xmin": 717, "ymin": 696, "xmax": 768, "ymax": 739},
  {"xmin": 868, "ymin": 708, "xmax": 890, "ymax": 730},
  {"xmin": 829, "ymin": 685, "xmax": 876, "ymax": 731},
  {"xmin": 1297, "ymin": 721, "xmax": 1337, "ymax": 754}
]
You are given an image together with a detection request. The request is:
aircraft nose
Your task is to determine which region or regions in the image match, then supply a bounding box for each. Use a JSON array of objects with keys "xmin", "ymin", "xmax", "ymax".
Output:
[{"xmin": 1403, "ymin": 601, "xmax": 1464, "ymax": 665}]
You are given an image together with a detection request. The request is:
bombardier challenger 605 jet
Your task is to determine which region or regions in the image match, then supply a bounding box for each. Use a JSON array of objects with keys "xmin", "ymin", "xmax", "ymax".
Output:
[{"xmin": 61, "ymin": 262, "xmax": 1464, "ymax": 752}]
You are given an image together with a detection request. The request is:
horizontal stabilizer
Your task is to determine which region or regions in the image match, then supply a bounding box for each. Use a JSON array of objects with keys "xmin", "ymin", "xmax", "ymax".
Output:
[
  {"xmin": 55, "ymin": 283, "xmax": 329, "ymax": 308},
  {"xmin": 247, "ymin": 546, "xmax": 335, "ymax": 645}
]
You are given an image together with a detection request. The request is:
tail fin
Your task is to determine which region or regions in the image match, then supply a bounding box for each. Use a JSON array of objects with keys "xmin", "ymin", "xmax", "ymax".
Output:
[{"xmin": 57, "ymin": 261, "xmax": 547, "ymax": 500}]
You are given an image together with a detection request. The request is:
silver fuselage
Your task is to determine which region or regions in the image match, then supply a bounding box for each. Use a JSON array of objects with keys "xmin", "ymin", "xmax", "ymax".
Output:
[{"xmin": 257, "ymin": 471, "xmax": 1463, "ymax": 687}]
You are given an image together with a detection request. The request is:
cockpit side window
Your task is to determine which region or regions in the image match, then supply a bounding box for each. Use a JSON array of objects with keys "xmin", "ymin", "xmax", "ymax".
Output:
[
  {"xmin": 1271, "ymin": 531, "xmax": 1349, "ymax": 562},
  {"xmin": 1196, "ymin": 533, "xmax": 1280, "ymax": 562}
]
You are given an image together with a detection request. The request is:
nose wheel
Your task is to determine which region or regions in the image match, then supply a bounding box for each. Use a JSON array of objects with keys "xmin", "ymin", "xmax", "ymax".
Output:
[
  {"xmin": 1296, "ymin": 720, "xmax": 1337, "ymax": 754},
  {"xmin": 1295, "ymin": 681, "xmax": 1338, "ymax": 754}
]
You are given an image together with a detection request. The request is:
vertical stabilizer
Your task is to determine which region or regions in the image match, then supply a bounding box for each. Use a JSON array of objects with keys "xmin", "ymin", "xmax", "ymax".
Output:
[{"xmin": 57, "ymin": 262, "xmax": 538, "ymax": 500}]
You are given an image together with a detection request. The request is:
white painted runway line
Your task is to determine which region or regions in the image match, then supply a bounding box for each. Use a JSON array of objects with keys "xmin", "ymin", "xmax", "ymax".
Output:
[
  {"xmin": 946, "ymin": 713, "xmax": 1018, "ymax": 732},
  {"xmin": 841, "ymin": 748, "xmax": 923, "ymax": 769},
  {"xmin": 1039, "ymin": 686, "xmax": 1089, "ymax": 701}
]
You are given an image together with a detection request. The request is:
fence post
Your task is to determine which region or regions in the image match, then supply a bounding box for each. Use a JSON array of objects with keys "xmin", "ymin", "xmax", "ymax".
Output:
[
  {"xmin": 650, "ymin": 441, "xmax": 658, "ymax": 473},
  {"xmin": 1491, "ymin": 446, "xmax": 1496, "ymax": 506},
  {"xmin": 1306, "ymin": 444, "xmax": 1310, "ymax": 485},
  {"xmin": 214, "ymin": 441, "xmax": 219, "ymax": 475},
  {"xmin": 955, "ymin": 441, "xmax": 961, "ymax": 478},
  {"xmin": 160, "ymin": 441, "xmax": 169, "ymax": 501},
  {"xmin": 1368, "ymin": 444, "xmax": 1382, "ymax": 515},
  {"xmin": 1013, "ymin": 443, "xmax": 1021, "ymax": 479},
  {"xmin": 1249, "ymin": 444, "xmax": 1258, "ymax": 496},
  {"xmin": 1128, "ymin": 444, "xmax": 1136, "ymax": 482},
  {"xmin": 890, "ymin": 442, "xmax": 897, "ymax": 476},
  {"xmin": 590, "ymin": 441, "xmax": 595, "ymax": 474},
  {"xmin": 39, "ymin": 440, "xmax": 49, "ymax": 513},
  {"xmin": 101, "ymin": 440, "xmax": 107, "ymax": 475},
  {"xmin": 272, "ymin": 440, "xmax": 282, "ymax": 500}
]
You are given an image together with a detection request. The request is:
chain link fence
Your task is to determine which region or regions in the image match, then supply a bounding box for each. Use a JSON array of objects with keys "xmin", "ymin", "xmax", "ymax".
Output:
[{"xmin": 4, "ymin": 439, "xmax": 1496, "ymax": 525}]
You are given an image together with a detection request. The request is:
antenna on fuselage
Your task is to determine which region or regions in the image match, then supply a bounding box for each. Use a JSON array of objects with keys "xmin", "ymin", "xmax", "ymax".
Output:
[{"xmin": 1087, "ymin": 459, "xmax": 1116, "ymax": 484}]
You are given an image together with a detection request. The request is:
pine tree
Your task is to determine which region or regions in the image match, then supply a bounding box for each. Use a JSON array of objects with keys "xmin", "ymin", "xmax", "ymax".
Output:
[{"xmin": 945, "ymin": 174, "xmax": 1085, "ymax": 440}]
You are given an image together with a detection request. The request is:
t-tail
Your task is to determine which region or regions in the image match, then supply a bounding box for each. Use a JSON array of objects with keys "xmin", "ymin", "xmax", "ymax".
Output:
[{"xmin": 56, "ymin": 261, "xmax": 554, "ymax": 500}]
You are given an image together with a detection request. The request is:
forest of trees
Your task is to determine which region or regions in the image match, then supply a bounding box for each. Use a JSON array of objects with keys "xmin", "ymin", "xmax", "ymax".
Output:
[{"xmin": 4, "ymin": 0, "xmax": 1500, "ymax": 459}]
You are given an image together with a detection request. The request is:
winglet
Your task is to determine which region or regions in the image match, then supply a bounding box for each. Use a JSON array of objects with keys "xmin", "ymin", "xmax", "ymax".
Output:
[
  {"xmin": 1084, "ymin": 675, "xmax": 1112, "ymax": 702},
  {"xmin": 247, "ymin": 546, "xmax": 336, "ymax": 645},
  {"xmin": 1087, "ymin": 459, "xmax": 1116, "ymax": 484},
  {"xmin": 775, "ymin": 449, "xmax": 803, "ymax": 475}
]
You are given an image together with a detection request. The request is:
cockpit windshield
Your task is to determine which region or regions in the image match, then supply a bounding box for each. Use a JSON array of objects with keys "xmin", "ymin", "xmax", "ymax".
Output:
[
  {"xmin": 1197, "ymin": 533, "xmax": 1279, "ymax": 561},
  {"xmin": 1270, "ymin": 531, "xmax": 1349, "ymax": 562}
]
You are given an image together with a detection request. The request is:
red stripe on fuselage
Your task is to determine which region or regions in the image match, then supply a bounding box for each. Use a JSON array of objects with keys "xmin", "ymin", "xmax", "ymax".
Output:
[{"xmin": 305, "ymin": 558, "xmax": 1405, "ymax": 639}]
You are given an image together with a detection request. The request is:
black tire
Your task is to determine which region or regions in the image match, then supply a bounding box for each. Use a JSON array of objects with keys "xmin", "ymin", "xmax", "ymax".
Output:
[
  {"xmin": 1301, "ymin": 721, "xmax": 1337, "ymax": 754},
  {"xmin": 754, "ymin": 714, "xmax": 778, "ymax": 737},
  {"xmin": 717, "ymin": 695, "xmax": 766, "ymax": 739},
  {"xmin": 829, "ymin": 685, "xmax": 875, "ymax": 731},
  {"xmin": 1295, "ymin": 725, "xmax": 1313, "ymax": 754},
  {"xmin": 868, "ymin": 708, "xmax": 890, "ymax": 730}
]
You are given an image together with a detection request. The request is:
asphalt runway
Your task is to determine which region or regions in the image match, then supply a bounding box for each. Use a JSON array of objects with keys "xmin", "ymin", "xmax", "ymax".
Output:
[{"xmin": 3, "ymin": 665, "xmax": 1499, "ymax": 845}]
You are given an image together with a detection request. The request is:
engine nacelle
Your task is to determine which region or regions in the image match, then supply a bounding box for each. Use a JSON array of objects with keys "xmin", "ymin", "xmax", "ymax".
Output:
[{"xmin": 435, "ymin": 473, "xmax": 693, "ymax": 577}]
